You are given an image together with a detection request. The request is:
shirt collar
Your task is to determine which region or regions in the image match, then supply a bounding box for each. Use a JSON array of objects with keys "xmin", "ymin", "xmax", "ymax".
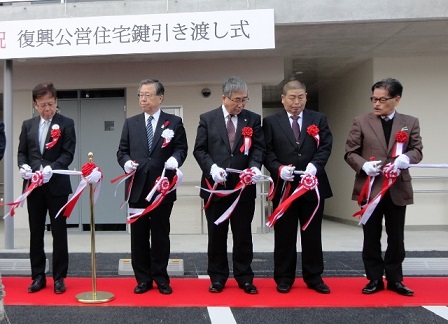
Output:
[{"xmin": 145, "ymin": 109, "xmax": 161, "ymax": 123}]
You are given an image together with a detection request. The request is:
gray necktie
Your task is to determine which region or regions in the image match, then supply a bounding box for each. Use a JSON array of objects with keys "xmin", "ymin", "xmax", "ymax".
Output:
[
  {"xmin": 39, "ymin": 120, "xmax": 50, "ymax": 153},
  {"xmin": 291, "ymin": 115, "xmax": 300, "ymax": 142},
  {"xmin": 146, "ymin": 116, "xmax": 154, "ymax": 151},
  {"xmin": 226, "ymin": 114, "xmax": 235, "ymax": 149}
]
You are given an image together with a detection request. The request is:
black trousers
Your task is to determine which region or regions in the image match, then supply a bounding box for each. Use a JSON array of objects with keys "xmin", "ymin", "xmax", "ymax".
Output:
[
  {"xmin": 27, "ymin": 185, "xmax": 68, "ymax": 280},
  {"xmin": 273, "ymin": 197, "xmax": 325, "ymax": 287},
  {"xmin": 362, "ymin": 191, "xmax": 406, "ymax": 282},
  {"xmin": 129, "ymin": 196, "xmax": 173, "ymax": 286},
  {"xmin": 205, "ymin": 199, "xmax": 255, "ymax": 286}
]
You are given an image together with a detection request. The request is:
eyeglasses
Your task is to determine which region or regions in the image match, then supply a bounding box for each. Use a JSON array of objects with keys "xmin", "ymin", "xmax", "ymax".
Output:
[
  {"xmin": 227, "ymin": 96, "xmax": 249, "ymax": 104},
  {"xmin": 370, "ymin": 97, "xmax": 395, "ymax": 103},
  {"xmin": 35, "ymin": 101, "xmax": 56, "ymax": 108},
  {"xmin": 138, "ymin": 93, "xmax": 159, "ymax": 99}
]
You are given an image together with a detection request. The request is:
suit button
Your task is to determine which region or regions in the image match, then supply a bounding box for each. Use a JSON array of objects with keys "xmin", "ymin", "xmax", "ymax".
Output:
[{"xmin": 298, "ymin": 154, "xmax": 301, "ymax": 157}]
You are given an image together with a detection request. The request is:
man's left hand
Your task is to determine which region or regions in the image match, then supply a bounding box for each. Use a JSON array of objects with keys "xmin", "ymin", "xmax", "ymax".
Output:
[
  {"xmin": 250, "ymin": 166, "xmax": 263, "ymax": 183},
  {"xmin": 394, "ymin": 154, "xmax": 410, "ymax": 169},
  {"xmin": 165, "ymin": 157, "xmax": 178, "ymax": 170},
  {"xmin": 304, "ymin": 163, "xmax": 317, "ymax": 176},
  {"xmin": 42, "ymin": 165, "xmax": 53, "ymax": 183}
]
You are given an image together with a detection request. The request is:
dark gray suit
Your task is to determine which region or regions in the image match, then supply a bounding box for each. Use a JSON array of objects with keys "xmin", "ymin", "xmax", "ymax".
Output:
[
  {"xmin": 193, "ymin": 107, "xmax": 265, "ymax": 286},
  {"xmin": 263, "ymin": 109, "xmax": 333, "ymax": 287}
]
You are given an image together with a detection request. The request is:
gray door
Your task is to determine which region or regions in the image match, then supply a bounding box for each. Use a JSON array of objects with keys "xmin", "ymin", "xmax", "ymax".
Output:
[{"xmin": 56, "ymin": 90, "xmax": 126, "ymax": 229}]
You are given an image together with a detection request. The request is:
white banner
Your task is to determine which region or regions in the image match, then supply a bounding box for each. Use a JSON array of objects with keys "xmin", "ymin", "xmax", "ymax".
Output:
[{"xmin": 0, "ymin": 9, "xmax": 275, "ymax": 59}]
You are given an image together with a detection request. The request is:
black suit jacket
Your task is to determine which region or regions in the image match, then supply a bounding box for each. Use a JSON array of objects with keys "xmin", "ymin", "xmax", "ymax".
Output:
[
  {"xmin": 117, "ymin": 111, "xmax": 188, "ymax": 203},
  {"xmin": 263, "ymin": 109, "xmax": 333, "ymax": 203},
  {"xmin": 193, "ymin": 107, "xmax": 265, "ymax": 202},
  {"xmin": 17, "ymin": 113, "xmax": 76, "ymax": 196}
]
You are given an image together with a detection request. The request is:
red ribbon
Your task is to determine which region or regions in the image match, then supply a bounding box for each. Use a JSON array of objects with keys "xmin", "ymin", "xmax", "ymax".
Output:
[{"xmin": 45, "ymin": 128, "xmax": 61, "ymax": 150}]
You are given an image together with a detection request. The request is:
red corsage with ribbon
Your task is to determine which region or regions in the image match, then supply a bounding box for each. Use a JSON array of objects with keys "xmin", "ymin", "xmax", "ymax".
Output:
[
  {"xmin": 240, "ymin": 126, "xmax": 253, "ymax": 155},
  {"xmin": 45, "ymin": 124, "xmax": 61, "ymax": 150},
  {"xmin": 307, "ymin": 124, "xmax": 320, "ymax": 147},
  {"xmin": 392, "ymin": 129, "xmax": 409, "ymax": 157}
]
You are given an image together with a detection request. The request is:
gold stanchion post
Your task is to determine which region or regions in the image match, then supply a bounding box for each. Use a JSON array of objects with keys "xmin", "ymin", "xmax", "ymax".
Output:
[{"xmin": 76, "ymin": 152, "xmax": 114, "ymax": 303}]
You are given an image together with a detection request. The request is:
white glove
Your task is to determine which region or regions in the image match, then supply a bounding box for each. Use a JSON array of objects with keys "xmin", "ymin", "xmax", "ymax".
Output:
[
  {"xmin": 250, "ymin": 166, "xmax": 263, "ymax": 183},
  {"xmin": 304, "ymin": 163, "xmax": 317, "ymax": 176},
  {"xmin": 362, "ymin": 160, "xmax": 382, "ymax": 177},
  {"xmin": 210, "ymin": 164, "xmax": 227, "ymax": 183},
  {"xmin": 85, "ymin": 167, "xmax": 102, "ymax": 183},
  {"xmin": 394, "ymin": 154, "xmax": 410, "ymax": 169},
  {"xmin": 165, "ymin": 157, "xmax": 178, "ymax": 170},
  {"xmin": 124, "ymin": 160, "xmax": 138, "ymax": 174},
  {"xmin": 42, "ymin": 165, "xmax": 53, "ymax": 183},
  {"xmin": 280, "ymin": 165, "xmax": 295, "ymax": 182},
  {"xmin": 19, "ymin": 164, "xmax": 32, "ymax": 180}
]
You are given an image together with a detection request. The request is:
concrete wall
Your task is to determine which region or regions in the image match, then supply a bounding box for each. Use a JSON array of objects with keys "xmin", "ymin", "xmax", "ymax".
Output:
[{"xmin": 321, "ymin": 56, "xmax": 448, "ymax": 227}]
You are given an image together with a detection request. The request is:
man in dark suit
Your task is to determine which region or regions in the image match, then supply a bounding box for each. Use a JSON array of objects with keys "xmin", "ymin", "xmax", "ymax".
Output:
[
  {"xmin": 345, "ymin": 78, "xmax": 423, "ymax": 296},
  {"xmin": 193, "ymin": 76, "xmax": 265, "ymax": 294},
  {"xmin": 17, "ymin": 82, "xmax": 76, "ymax": 294},
  {"xmin": 117, "ymin": 79, "xmax": 188, "ymax": 295},
  {"xmin": 0, "ymin": 121, "xmax": 5, "ymax": 161},
  {"xmin": 263, "ymin": 80, "xmax": 333, "ymax": 294}
]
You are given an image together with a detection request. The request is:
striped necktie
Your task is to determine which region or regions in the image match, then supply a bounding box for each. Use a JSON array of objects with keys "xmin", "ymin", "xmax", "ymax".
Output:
[
  {"xmin": 146, "ymin": 116, "xmax": 154, "ymax": 151},
  {"xmin": 227, "ymin": 114, "xmax": 235, "ymax": 149},
  {"xmin": 291, "ymin": 115, "xmax": 300, "ymax": 143}
]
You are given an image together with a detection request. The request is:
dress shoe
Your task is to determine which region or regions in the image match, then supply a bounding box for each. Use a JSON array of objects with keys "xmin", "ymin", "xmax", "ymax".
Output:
[
  {"xmin": 157, "ymin": 283, "xmax": 173, "ymax": 295},
  {"xmin": 387, "ymin": 281, "xmax": 414, "ymax": 296},
  {"xmin": 134, "ymin": 282, "xmax": 152, "ymax": 294},
  {"xmin": 28, "ymin": 275, "xmax": 46, "ymax": 293},
  {"xmin": 54, "ymin": 278, "xmax": 66, "ymax": 294},
  {"xmin": 239, "ymin": 283, "xmax": 258, "ymax": 294},
  {"xmin": 362, "ymin": 280, "xmax": 385, "ymax": 294},
  {"xmin": 308, "ymin": 282, "xmax": 331, "ymax": 294},
  {"xmin": 276, "ymin": 282, "xmax": 291, "ymax": 294},
  {"xmin": 209, "ymin": 282, "xmax": 224, "ymax": 293}
]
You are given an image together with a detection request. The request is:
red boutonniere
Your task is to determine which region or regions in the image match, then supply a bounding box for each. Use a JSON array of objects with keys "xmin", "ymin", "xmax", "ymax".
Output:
[
  {"xmin": 307, "ymin": 124, "xmax": 320, "ymax": 147},
  {"xmin": 45, "ymin": 124, "xmax": 61, "ymax": 150},
  {"xmin": 392, "ymin": 129, "xmax": 409, "ymax": 157},
  {"xmin": 161, "ymin": 120, "xmax": 170, "ymax": 129},
  {"xmin": 240, "ymin": 126, "xmax": 253, "ymax": 155}
]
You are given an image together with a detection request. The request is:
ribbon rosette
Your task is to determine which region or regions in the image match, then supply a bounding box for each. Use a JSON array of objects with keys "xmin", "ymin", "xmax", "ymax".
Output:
[
  {"xmin": 353, "ymin": 163, "xmax": 400, "ymax": 225},
  {"xmin": 266, "ymin": 174, "xmax": 320, "ymax": 230},
  {"xmin": 199, "ymin": 168, "xmax": 274, "ymax": 225},
  {"xmin": 307, "ymin": 125, "xmax": 320, "ymax": 147},
  {"xmin": 240, "ymin": 127, "xmax": 253, "ymax": 155},
  {"xmin": 392, "ymin": 129, "xmax": 409, "ymax": 157},
  {"xmin": 127, "ymin": 168, "xmax": 183, "ymax": 224},
  {"xmin": 45, "ymin": 124, "xmax": 61, "ymax": 150},
  {"xmin": 55, "ymin": 162, "xmax": 102, "ymax": 218},
  {"xmin": 161, "ymin": 128, "xmax": 175, "ymax": 148}
]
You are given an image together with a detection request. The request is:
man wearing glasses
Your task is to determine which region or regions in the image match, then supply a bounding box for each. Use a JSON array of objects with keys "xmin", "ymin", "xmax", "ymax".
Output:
[
  {"xmin": 117, "ymin": 79, "xmax": 188, "ymax": 295},
  {"xmin": 193, "ymin": 76, "xmax": 265, "ymax": 294},
  {"xmin": 345, "ymin": 78, "xmax": 423, "ymax": 296},
  {"xmin": 18, "ymin": 82, "xmax": 76, "ymax": 294}
]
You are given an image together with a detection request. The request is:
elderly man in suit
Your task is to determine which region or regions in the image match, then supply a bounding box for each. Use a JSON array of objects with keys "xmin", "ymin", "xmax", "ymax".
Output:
[
  {"xmin": 345, "ymin": 78, "xmax": 423, "ymax": 296},
  {"xmin": 117, "ymin": 79, "xmax": 188, "ymax": 295},
  {"xmin": 18, "ymin": 82, "xmax": 76, "ymax": 294},
  {"xmin": 193, "ymin": 76, "xmax": 265, "ymax": 294},
  {"xmin": 263, "ymin": 80, "xmax": 333, "ymax": 295}
]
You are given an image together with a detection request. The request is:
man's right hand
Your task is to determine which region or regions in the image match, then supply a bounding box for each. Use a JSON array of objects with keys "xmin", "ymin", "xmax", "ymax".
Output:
[
  {"xmin": 124, "ymin": 160, "xmax": 139, "ymax": 174},
  {"xmin": 362, "ymin": 160, "xmax": 382, "ymax": 176},
  {"xmin": 210, "ymin": 164, "xmax": 227, "ymax": 183},
  {"xmin": 19, "ymin": 164, "xmax": 32, "ymax": 180},
  {"xmin": 280, "ymin": 165, "xmax": 295, "ymax": 182}
]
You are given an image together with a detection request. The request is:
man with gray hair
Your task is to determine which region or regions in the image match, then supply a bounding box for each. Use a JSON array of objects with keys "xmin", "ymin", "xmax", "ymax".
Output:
[{"xmin": 194, "ymin": 76, "xmax": 265, "ymax": 294}]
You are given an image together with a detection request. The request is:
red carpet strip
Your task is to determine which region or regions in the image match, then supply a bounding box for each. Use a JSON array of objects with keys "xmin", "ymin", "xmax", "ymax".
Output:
[{"xmin": 3, "ymin": 277, "xmax": 448, "ymax": 308}]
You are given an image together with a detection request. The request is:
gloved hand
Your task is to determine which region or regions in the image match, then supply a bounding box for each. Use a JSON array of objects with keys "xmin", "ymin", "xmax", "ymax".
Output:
[
  {"xmin": 124, "ymin": 160, "xmax": 138, "ymax": 174},
  {"xmin": 362, "ymin": 160, "xmax": 382, "ymax": 176},
  {"xmin": 42, "ymin": 165, "xmax": 53, "ymax": 183},
  {"xmin": 280, "ymin": 165, "xmax": 295, "ymax": 182},
  {"xmin": 394, "ymin": 154, "xmax": 410, "ymax": 169},
  {"xmin": 304, "ymin": 163, "xmax": 317, "ymax": 176},
  {"xmin": 250, "ymin": 166, "xmax": 263, "ymax": 183},
  {"xmin": 85, "ymin": 167, "xmax": 102, "ymax": 183},
  {"xmin": 210, "ymin": 164, "xmax": 227, "ymax": 183},
  {"xmin": 165, "ymin": 157, "xmax": 178, "ymax": 170},
  {"xmin": 19, "ymin": 164, "xmax": 32, "ymax": 180}
]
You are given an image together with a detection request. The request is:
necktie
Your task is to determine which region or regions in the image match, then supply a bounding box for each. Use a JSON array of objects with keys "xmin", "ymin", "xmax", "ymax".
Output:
[
  {"xmin": 227, "ymin": 114, "xmax": 235, "ymax": 149},
  {"xmin": 291, "ymin": 115, "xmax": 300, "ymax": 142},
  {"xmin": 39, "ymin": 120, "xmax": 50, "ymax": 153},
  {"xmin": 146, "ymin": 116, "xmax": 154, "ymax": 152}
]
